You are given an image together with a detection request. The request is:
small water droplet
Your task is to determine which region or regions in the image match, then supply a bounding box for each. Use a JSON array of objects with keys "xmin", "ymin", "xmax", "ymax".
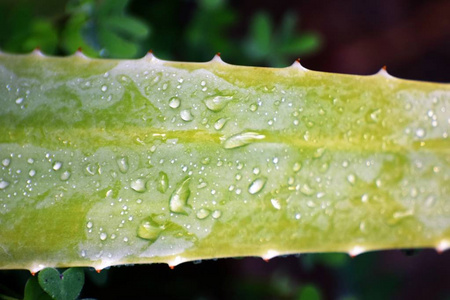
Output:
[
  {"xmin": 248, "ymin": 177, "xmax": 267, "ymax": 194},
  {"xmin": 249, "ymin": 103, "xmax": 258, "ymax": 112},
  {"xmin": 117, "ymin": 157, "xmax": 129, "ymax": 173},
  {"xmin": 415, "ymin": 128, "xmax": 426, "ymax": 138},
  {"xmin": 196, "ymin": 208, "xmax": 210, "ymax": 220},
  {"xmin": 205, "ymin": 95, "xmax": 233, "ymax": 112},
  {"xmin": 270, "ymin": 197, "xmax": 281, "ymax": 210},
  {"xmin": 52, "ymin": 161, "xmax": 62, "ymax": 171},
  {"xmin": 60, "ymin": 171, "xmax": 71, "ymax": 181},
  {"xmin": 214, "ymin": 118, "xmax": 228, "ymax": 130},
  {"xmin": 101, "ymin": 85, "xmax": 108, "ymax": 92},
  {"xmin": 2, "ymin": 158, "xmax": 10, "ymax": 167},
  {"xmin": 100, "ymin": 232, "xmax": 107, "ymax": 241},
  {"xmin": 137, "ymin": 216, "xmax": 164, "ymax": 240},
  {"xmin": 347, "ymin": 174, "xmax": 356, "ymax": 185},
  {"xmin": 131, "ymin": 178, "xmax": 147, "ymax": 193},
  {"xmin": 313, "ymin": 148, "xmax": 326, "ymax": 158},
  {"xmin": 180, "ymin": 110, "xmax": 193, "ymax": 122},
  {"xmin": 15, "ymin": 97, "xmax": 24, "ymax": 104},
  {"xmin": 223, "ymin": 131, "xmax": 265, "ymax": 149},
  {"xmin": 169, "ymin": 177, "xmax": 191, "ymax": 214},
  {"xmin": 212, "ymin": 210, "xmax": 222, "ymax": 219},
  {"xmin": 169, "ymin": 97, "xmax": 181, "ymax": 109},
  {"xmin": 157, "ymin": 171, "xmax": 169, "ymax": 193},
  {"xmin": 293, "ymin": 162, "xmax": 302, "ymax": 172},
  {"xmin": 0, "ymin": 180, "xmax": 9, "ymax": 190},
  {"xmin": 253, "ymin": 167, "xmax": 260, "ymax": 175},
  {"xmin": 86, "ymin": 221, "xmax": 93, "ymax": 229},
  {"xmin": 29, "ymin": 169, "xmax": 36, "ymax": 177},
  {"xmin": 300, "ymin": 184, "xmax": 314, "ymax": 196}
]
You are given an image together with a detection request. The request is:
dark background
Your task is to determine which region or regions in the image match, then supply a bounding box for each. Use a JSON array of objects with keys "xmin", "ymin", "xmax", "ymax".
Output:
[{"xmin": 0, "ymin": 0, "xmax": 449, "ymax": 299}]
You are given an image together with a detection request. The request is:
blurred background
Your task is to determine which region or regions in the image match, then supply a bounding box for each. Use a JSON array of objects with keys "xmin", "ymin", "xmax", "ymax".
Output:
[{"xmin": 0, "ymin": 0, "xmax": 449, "ymax": 299}]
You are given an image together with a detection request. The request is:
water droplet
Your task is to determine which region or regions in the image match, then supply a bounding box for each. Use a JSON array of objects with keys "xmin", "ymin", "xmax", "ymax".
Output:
[
  {"xmin": 180, "ymin": 110, "xmax": 193, "ymax": 122},
  {"xmin": 196, "ymin": 208, "xmax": 210, "ymax": 220},
  {"xmin": 248, "ymin": 177, "xmax": 267, "ymax": 194},
  {"xmin": 0, "ymin": 180, "xmax": 9, "ymax": 190},
  {"xmin": 212, "ymin": 210, "xmax": 222, "ymax": 219},
  {"xmin": 169, "ymin": 97, "xmax": 181, "ymax": 109},
  {"xmin": 137, "ymin": 216, "xmax": 164, "ymax": 240},
  {"xmin": 205, "ymin": 95, "xmax": 233, "ymax": 112},
  {"xmin": 15, "ymin": 97, "xmax": 24, "ymax": 104},
  {"xmin": 29, "ymin": 169, "xmax": 36, "ymax": 177},
  {"xmin": 249, "ymin": 103, "xmax": 258, "ymax": 112},
  {"xmin": 415, "ymin": 128, "xmax": 426, "ymax": 138},
  {"xmin": 52, "ymin": 161, "xmax": 62, "ymax": 171},
  {"xmin": 100, "ymin": 233, "xmax": 107, "ymax": 241},
  {"xmin": 252, "ymin": 167, "xmax": 260, "ymax": 175},
  {"xmin": 86, "ymin": 221, "xmax": 93, "ymax": 229},
  {"xmin": 270, "ymin": 197, "xmax": 281, "ymax": 210},
  {"xmin": 365, "ymin": 109, "xmax": 381, "ymax": 123},
  {"xmin": 300, "ymin": 184, "xmax": 314, "ymax": 196},
  {"xmin": 117, "ymin": 157, "xmax": 129, "ymax": 173},
  {"xmin": 157, "ymin": 171, "xmax": 169, "ymax": 193},
  {"xmin": 131, "ymin": 178, "xmax": 147, "ymax": 193},
  {"xmin": 214, "ymin": 118, "xmax": 228, "ymax": 130},
  {"xmin": 169, "ymin": 177, "xmax": 191, "ymax": 214},
  {"xmin": 2, "ymin": 158, "xmax": 10, "ymax": 167},
  {"xmin": 313, "ymin": 148, "xmax": 326, "ymax": 158},
  {"xmin": 101, "ymin": 85, "xmax": 108, "ymax": 92},
  {"xmin": 223, "ymin": 131, "xmax": 265, "ymax": 149},
  {"xmin": 347, "ymin": 174, "xmax": 356, "ymax": 185},
  {"xmin": 293, "ymin": 162, "xmax": 302, "ymax": 172},
  {"xmin": 60, "ymin": 171, "xmax": 71, "ymax": 181}
]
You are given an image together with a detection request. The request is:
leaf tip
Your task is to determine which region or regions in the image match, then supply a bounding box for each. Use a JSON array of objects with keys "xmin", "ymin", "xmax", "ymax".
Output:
[
  {"xmin": 376, "ymin": 65, "xmax": 395, "ymax": 79},
  {"xmin": 73, "ymin": 47, "xmax": 89, "ymax": 59},
  {"xmin": 289, "ymin": 58, "xmax": 308, "ymax": 71},
  {"xmin": 31, "ymin": 47, "xmax": 44, "ymax": 57},
  {"xmin": 436, "ymin": 239, "xmax": 450, "ymax": 254},
  {"xmin": 348, "ymin": 246, "xmax": 365, "ymax": 257},
  {"xmin": 262, "ymin": 249, "xmax": 279, "ymax": 261},
  {"xmin": 29, "ymin": 264, "xmax": 46, "ymax": 274},
  {"xmin": 168, "ymin": 256, "xmax": 187, "ymax": 268},
  {"xmin": 210, "ymin": 53, "xmax": 226, "ymax": 64}
]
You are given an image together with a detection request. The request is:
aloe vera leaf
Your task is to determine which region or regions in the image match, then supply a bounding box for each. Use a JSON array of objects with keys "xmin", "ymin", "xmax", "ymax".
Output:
[{"xmin": 0, "ymin": 51, "xmax": 449, "ymax": 272}]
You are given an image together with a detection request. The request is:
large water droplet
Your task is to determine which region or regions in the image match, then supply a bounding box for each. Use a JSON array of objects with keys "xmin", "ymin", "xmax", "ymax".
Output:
[
  {"xmin": 52, "ymin": 161, "xmax": 62, "ymax": 171},
  {"xmin": 223, "ymin": 131, "xmax": 265, "ymax": 149},
  {"xmin": 214, "ymin": 118, "xmax": 228, "ymax": 131},
  {"xmin": 137, "ymin": 216, "xmax": 164, "ymax": 241},
  {"xmin": 248, "ymin": 177, "xmax": 267, "ymax": 194},
  {"xmin": 60, "ymin": 171, "xmax": 71, "ymax": 181},
  {"xmin": 131, "ymin": 178, "xmax": 147, "ymax": 193},
  {"xmin": 169, "ymin": 97, "xmax": 181, "ymax": 109},
  {"xmin": 157, "ymin": 171, "xmax": 169, "ymax": 193},
  {"xmin": 196, "ymin": 208, "xmax": 210, "ymax": 220},
  {"xmin": 205, "ymin": 95, "xmax": 233, "ymax": 112},
  {"xmin": 2, "ymin": 158, "xmax": 10, "ymax": 167},
  {"xmin": 169, "ymin": 177, "xmax": 191, "ymax": 214},
  {"xmin": 180, "ymin": 110, "xmax": 193, "ymax": 122},
  {"xmin": 117, "ymin": 157, "xmax": 129, "ymax": 173},
  {"xmin": 0, "ymin": 180, "xmax": 9, "ymax": 190},
  {"xmin": 100, "ymin": 233, "xmax": 107, "ymax": 241}
]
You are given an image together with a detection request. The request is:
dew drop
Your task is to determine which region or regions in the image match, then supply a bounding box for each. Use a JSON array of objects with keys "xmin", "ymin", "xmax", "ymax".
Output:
[
  {"xmin": 52, "ymin": 161, "xmax": 62, "ymax": 171},
  {"xmin": 157, "ymin": 171, "xmax": 169, "ymax": 193},
  {"xmin": 2, "ymin": 158, "xmax": 10, "ymax": 167},
  {"xmin": 169, "ymin": 97, "xmax": 181, "ymax": 109},
  {"xmin": 253, "ymin": 167, "xmax": 260, "ymax": 175},
  {"xmin": 117, "ymin": 157, "xmax": 129, "ymax": 173},
  {"xmin": 212, "ymin": 210, "xmax": 222, "ymax": 219},
  {"xmin": 101, "ymin": 85, "xmax": 108, "ymax": 92},
  {"xmin": 347, "ymin": 174, "xmax": 356, "ymax": 185},
  {"xmin": 131, "ymin": 178, "xmax": 147, "ymax": 193},
  {"xmin": 60, "ymin": 171, "xmax": 71, "ymax": 181},
  {"xmin": 137, "ymin": 216, "xmax": 163, "ymax": 241},
  {"xmin": 214, "ymin": 118, "xmax": 228, "ymax": 130},
  {"xmin": 15, "ymin": 97, "xmax": 24, "ymax": 104},
  {"xmin": 293, "ymin": 162, "xmax": 302, "ymax": 172},
  {"xmin": 415, "ymin": 128, "xmax": 426, "ymax": 138},
  {"xmin": 223, "ymin": 131, "xmax": 265, "ymax": 149},
  {"xmin": 100, "ymin": 233, "xmax": 107, "ymax": 241},
  {"xmin": 248, "ymin": 177, "xmax": 267, "ymax": 194},
  {"xmin": 169, "ymin": 177, "xmax": 191, "ymax": 214},
  {"xmin": 270, "ymin": 197, "xmax": 281, "ymax": 210},
  {"xmin": 196, "ymin": 208, "xmax": 210, "ymax": 220},
  {"xmin": 300, "ymin": 184, "xmax": 314, "ymax": 196},
  {"xmin": 29, "ymin": 169, "xmax": 36, "ymax": 177},
  {"xmin": 86, "ymin": 221, "xmax": 93, "ymax": 229},
  {"xmin": 180, "ymin": 109, "xmax": 193, "ymax": 122},
  {"xmin": 0, "ymin": 180, "xmax": 9, "ymax": 190},
  {"xmin": 205, "ymin": 95, "xmax": 233, "ymax": 112},
  {"xmin": 313, "ymin": 148, "xmax": 326, "ymax": 158}
]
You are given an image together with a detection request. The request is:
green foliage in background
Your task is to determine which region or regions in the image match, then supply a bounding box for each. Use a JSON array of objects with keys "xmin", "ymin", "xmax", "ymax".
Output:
[{"xmin": 0, "ymin": 0, "xmax": 321, "ymax": 66}]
